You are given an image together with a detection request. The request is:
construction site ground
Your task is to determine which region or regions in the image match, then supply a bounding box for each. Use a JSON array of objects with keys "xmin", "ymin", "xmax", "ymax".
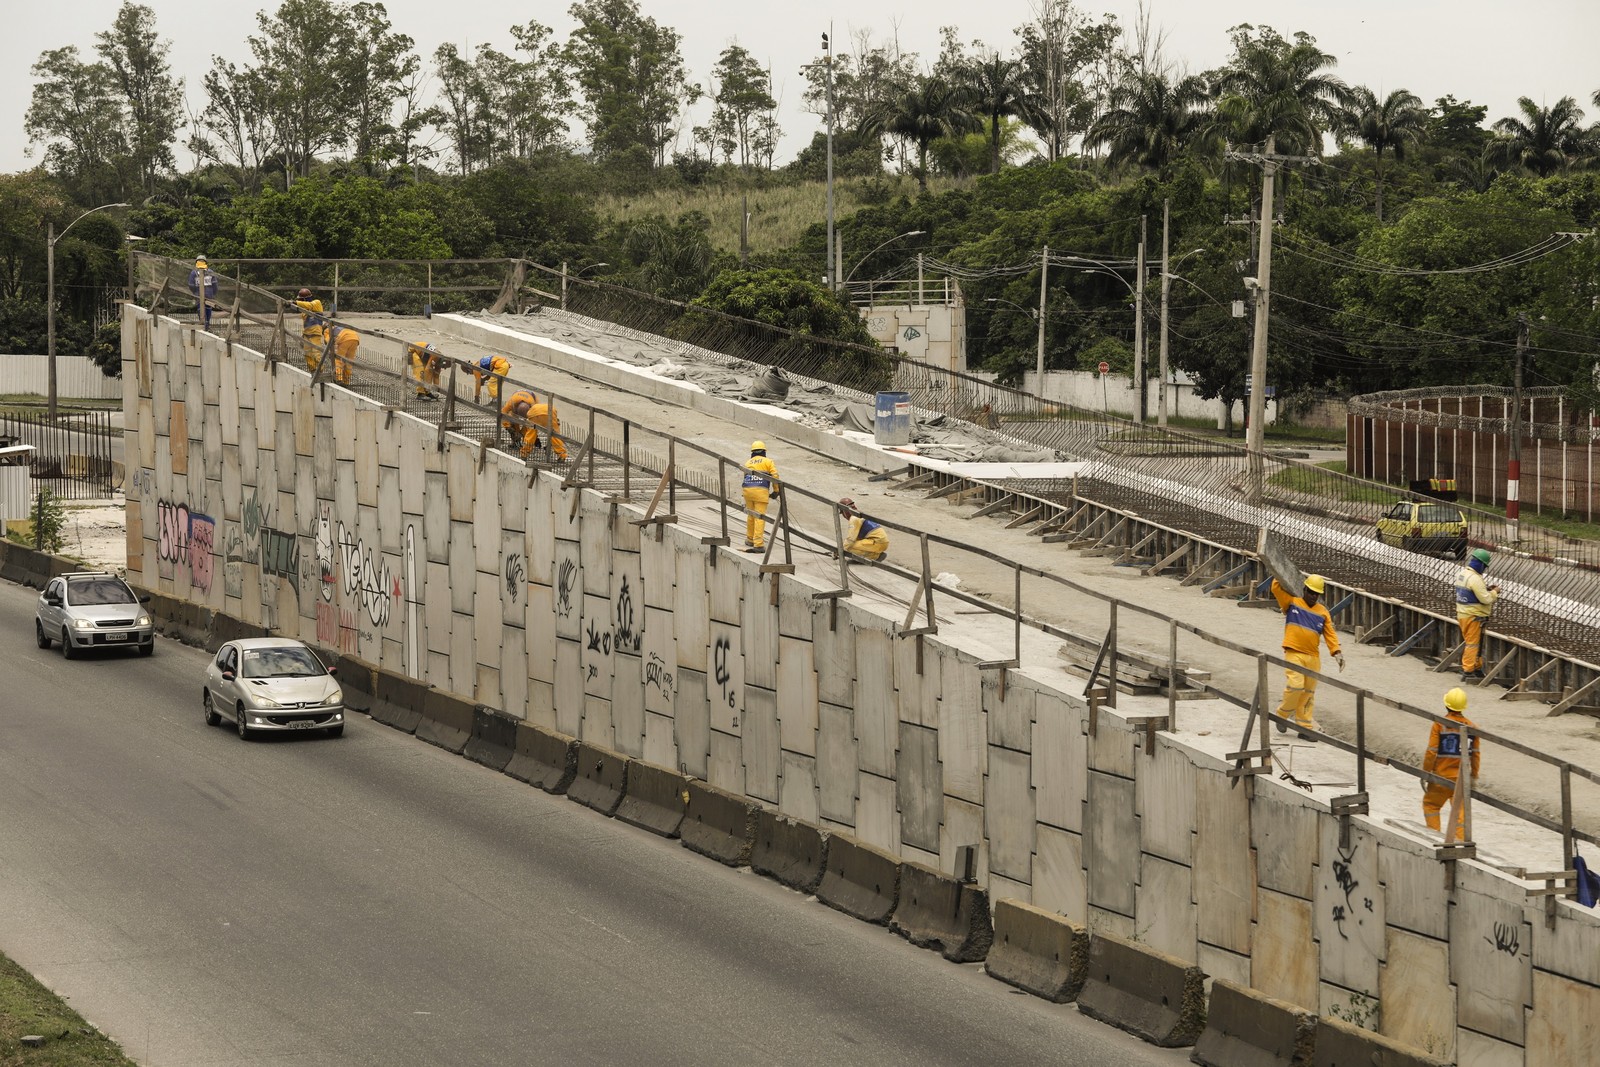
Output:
[{"xmin": 103, "ymin": 312, "xmax": 1600, "ymax": 873}]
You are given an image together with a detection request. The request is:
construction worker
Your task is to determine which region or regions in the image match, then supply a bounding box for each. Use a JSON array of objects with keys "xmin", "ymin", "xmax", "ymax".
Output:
[
  {"xmin": 1270, "ymin": 574, "xmax": 1345, "ymax": 735},
  {"xmin": 1456, "ymin": 548, "xmax": 1500, "ymax": 681},
  {"xmin": 326, "ymin": 323, "xmax": 359, "ymax": 385},
  {"xmin": 293, "ymin": 288, "xmax": 327, "ymax": 370},
  {"xmin": 188, "ymin": 256, "xmax": 218, "ymax": 327},
  {"xmin": 741, "ymin": 441, "xmax": 780, "ymax": 552},
  {"xmin": 1423, "ymin": 687, "xmax": 1481, "ymax": 841},
  {"xmin": 528, "ymin": 395, "xmax": 567, "ymax": 461},
  {"xmin": 838, "ymin": 498, "xmax": 888, "ymax": 562},
  {"xmin": 407, "ymin": 341, "xmax": 446, "ymax": 399},
  {"xmin": 501, "ymin": 390, "xmax": 541, "ymax": 457},
  {"xmin": 475, "ymin": 355, "xmax": 511, "ymax": 403}
]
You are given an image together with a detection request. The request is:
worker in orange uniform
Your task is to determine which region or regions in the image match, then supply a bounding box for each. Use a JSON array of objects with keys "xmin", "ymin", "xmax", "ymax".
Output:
[
  {"xmin": 741, "ymin": 440, "xmax": 780, "ymax": 552},
  {"xmin": 1423, "ymin": 687, "xmax": 1480, "ymax": 841},
  {"xmin": 293, "ymin": 288, "xmax": 327, "ymax": 370},
  {"xmin": 837, "ymin": 498, "xmax": 888, "ymax": 562},
  {"xmin": 475, "ymin": 355, "xmax": 511, "ymax": 403},
  {"xmin": 501, "ymin": 390, "xmax": 541, "ymax": 457},
  {"xmin": 528, "ymin": 396, "xmax": 567, "ymax": 461},
  {"xmin": 407, "ymin": 342, "xmax": 446, "ymax": 400},
  {"xmin": 1270, "ymin": 574, "xmax": 1344, "ymax": 736},
  {"xmin": 1455, "ymin": 548, "xmax": 1499, "ymax": 681},
  {"xmin": 326, "ymin": 323, "xmax": 358, "ymax": 384}
]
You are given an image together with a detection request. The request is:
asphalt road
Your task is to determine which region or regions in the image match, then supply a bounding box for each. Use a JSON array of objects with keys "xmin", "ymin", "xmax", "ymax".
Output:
[{"xmin": 0, "ymin": 579, "xmax": 1183, "ymax": 1067}]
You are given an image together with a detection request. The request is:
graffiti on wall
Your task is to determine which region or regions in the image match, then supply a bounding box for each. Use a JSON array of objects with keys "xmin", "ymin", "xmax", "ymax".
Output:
[
  {"xmin": 336, "ymin": 520, "xmax": 400, "ymax": 628},
  {"xmin": 315, "ymin": 505, "xmax": 336, "ymax": 603},
  {"xmin": 260, "ymin": 528, "xmax": 299, "ymax": 588},
  {"xmin": 556, "ymin": 557, "xmax": 577, "ymax": 618},
  {"xmin": 505, "ymin": 553, "xmax": 525, "ymax": 603},
  {"xmin": 644, "ymin": 652, "xmax": 676, "ymax": 701},
  {"xmin": 157, "ymin": 500, "xmax": 190, "ymax": 570},
  {"xmin": 157, "ymin": 500, "xmax": 214, "ymax": 591},
  {"xmin": 713, "ymin": 635, "xmax": 737, "ymax": 711},
  {"xmin": 188, "ymin": 514, "xmax": 215, "ymax": 593},
  {"xmin": 614, "ymin": 575, "xmax": 641, "ymax": 654}
]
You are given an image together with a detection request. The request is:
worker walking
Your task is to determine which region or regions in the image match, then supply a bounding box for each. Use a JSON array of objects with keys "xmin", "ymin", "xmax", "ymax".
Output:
[
  {"xmin": 188, "ymin": 256, "xmax": 218, "ymax": 328},
  {"xmin": 326, "ymin": 323, "xmax": 359, "ymax": 385},
  {"xmin": 475, "ymin": 355, "xmax": 511, "ymax": 403},
  {"xmin": 501, "ymin": 390, "xmax": 541, "ymax": 457},
  {"xmin": 1456, "ymin": 548, "xmax": 1500, "ymax": 681},
  {"xmin": 407, "ymin": 342, "xmax": 446, "ymax": 399},
  {"xmin": 838, "ymin": 498, "xmax": 888, "ymax": 562},
  {"xmin": 1423, "ymin": 687, "xmax": 1481, "ymax": 841},
  {"xmin": 1270, "ymin": 574, "xmax": 1345, "ymax": 736},
  {"xmin": 293, "ymin": 288, "xmax": 327, "ymax": 370},
  {"xmin": 741, "ymin": 441, "xmax": 780, "ymax": 552}
]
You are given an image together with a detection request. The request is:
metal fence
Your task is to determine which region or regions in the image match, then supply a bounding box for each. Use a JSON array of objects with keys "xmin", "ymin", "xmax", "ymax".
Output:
[{"xmin": 0, "ymin": 409, "xmax": 117, "ymax": 501}]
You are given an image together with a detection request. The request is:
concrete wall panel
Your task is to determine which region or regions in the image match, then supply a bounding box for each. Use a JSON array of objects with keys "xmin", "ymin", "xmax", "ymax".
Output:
[
  {"xmin": 1137, "ymin": 743, "xmax": 1195, "ymax": 866},
  {"xmin": 776, "ymin": 636, "xmax": 818, "ymax": 757},
  {"xmin": 1378, "ymin": 840, "xmax": 1449, "ymax": 941},
  {"xmin": 1033, "ymin": 824, "xmax": 1085, "ymax": 921},
  {"xmin": 743, "ymin": 686, "xmax": 780, "ymax": 802},
  {"xmin": 554, "ymin": 640, "xmax": 583, "ymax": 736},
  {"xmin": 1085, "ymin": 770, "xmax": 1137, "ymax": 917},
  {"xmin": 674, "ymin": 667, "xmax": 709, "ymax": 778},
  {"xmin": 708, "ymin": 729, "xmax": 744, "ymax": 795},
  {"xmin": 1032, "ymin": 692, "xmax": 1085, "ymax": 832},
  {"xmin": 816, "ymin": 702, "xmax": 857, "ymax": 825},
  {"xmin": 1253, "ymin": 794, "xmax": 1320, "ymax": 899},
  {"xmin": 856, "ymin": 771, "xmax": 898, "ymax": 852},
  {"xmin": 987, "ymin": 747, "xmax": 1035, "ymax": 884},
  {"xmin": 938, "ymin": 654, "xmax": 985, "ymax": 805},
  {"xmin": 741, "ymin": 572, "xmax": 778, "ymax": 690},
  {"xmin": 1380, "ymin": 927, "xmax": 1456, "ymax": 1062},
  {"xmin": 673, "ymin": 551, "xmax": 709, "ymax": 672},
  {"xmin": 1315, "ymin": 820, "xmax": 1384, "ymax": 996},
  {"xmin": 643, "ymin": 710, "xmax": 677, "ymax": 770},
  {"xmin": 1456, "ymin": 1028, "xmax": 1524, "ymax": 1067},
  {"xmin": 1526, "ymin": 969, "xmax": 1600, "ymax": 1067},
  {"xmin": 552, "ymin": 539, "xmax": 581, "ymax": 641},
  {"xmin": 1195, "ymin": 765, "xmax": 1253, "ymax": 954},
  {"xmin": 855, "ymin": 628, "xmax": 897, "ymax": 777},
  {"xmin": 984, "ymin": 675, "xmax": 1033, "ymax": 752},
  {"xmin": 1449, "ymin": 889, "xmax": 1532, "ymax": 1045},
  {"xmin": 611, "ymin": 652, "xmax": 644, "ymax": 757},
  {"xmin": 779, "ymin": 752, "xmax": 820, "ymax": 824},
  {"xmin": 1253, "ymin": 889, "xmax": 1319, "ymax": 1010},
  {"xmin": 1138, "ymin": 853, "xmax": 1197, "ymax": 963},
  {"xmin": 707, "ymin": 621, "xmax": 743, "ymax": 735},
  {"xmin": 812, "ymin": 600, "xmax": 855, "ymax": 707},
  {"xmin": 897, "ymin": 723, "xmax": 941, "ymax": 853}
]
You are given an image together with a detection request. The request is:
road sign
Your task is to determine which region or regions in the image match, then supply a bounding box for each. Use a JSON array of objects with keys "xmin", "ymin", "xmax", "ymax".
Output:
[
  {"xmin": 1098, "ymin": 361, "xmax": 1110, "ymax": 375},
  {"xmin": 1244, "ymin": 373, "xmax": 1253, "ymax": 390}
]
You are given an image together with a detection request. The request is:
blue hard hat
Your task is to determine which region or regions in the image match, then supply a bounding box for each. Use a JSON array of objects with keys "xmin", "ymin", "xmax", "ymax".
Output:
[{"xmin": 478, "ymin": 356, "xmax": 494, "ymax": 371}]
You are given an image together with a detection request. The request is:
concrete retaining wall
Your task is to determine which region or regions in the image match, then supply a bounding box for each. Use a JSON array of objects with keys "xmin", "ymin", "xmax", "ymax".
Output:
[{"xmin": 123, "ymin": 306, "xmax": 1600, "ymax": 1066}]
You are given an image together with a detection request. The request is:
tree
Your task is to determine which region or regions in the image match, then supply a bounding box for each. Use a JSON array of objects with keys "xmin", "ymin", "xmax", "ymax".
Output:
[
  {"xmin": 563, "ymin": 0, "xmax": 696, "ymax": 166},
  {"xmin": 1087, "ymin": 70, "xmax": 1211, "ymax": 177},
  {"xmin": 433, "ymin": 43, "xmax": 501, "ymax": 175},
  {"xmin": 248, "ymin": 0, "xmax": 349, "ymax": 183},
  {"xmin": 688, "ymin": 267, "xmax": 886, "ymax": 385},
  {"xmin": 964, "ymin": 52, "xmax": 1046, "ymax": 174},
  {"xmin": 1342, "ymin": 86, "xmax": 1426, "ymax": 221},
  {"xmin": 1425, "ymin": 95, "xmax": 1490, "ymax": 157},
  {"xmin": 620, "ymin": 213, "xmax": 715, "ymax": 300},
  {"xmin": 709, "ymin": 45, "xmax": 779, "ymax": 169},
  {"xmin": 1014, "ymin": 2, "xmax": 1121, "ymax": 160},
  {"xmin": 24, "ymin": 46, "xmax": 129, "ymax": 201},
  {"xmin": 189, "ymin": 59, "xmax": 276, "ymax": 194},
  {"xmin": 1212, "ymin": 25, "xmax": 1352, "ymax": 153},
  {"xmin": 336, "ymin": 2, "xmax": 419, "ymax": 174},
  {"xmin": 801, "ymin": 26, "xmax": 918, "ymax": 137},
  {"xmin": 94, "ymin": 3, "xmax": 182, "ymax": 196},
  {"xmin": 504, "ymin": 21, "xmax": 575, "ymax": 157},
  {"xmin": 862, "ymin": 76, "xmax": 981, "ymax": 193},
  {"xmin": 1491, "ymin": 96, "xmax": 1592, "ymax": 177},
  {"xmin": 0, "ymin": 172, "xmax": 64, "ymax": 303}
]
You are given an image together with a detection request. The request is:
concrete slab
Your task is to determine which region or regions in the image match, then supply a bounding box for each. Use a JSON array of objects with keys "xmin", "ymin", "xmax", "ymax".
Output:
[
  {"xmin": 611, "ymin": 652, "xmax": 644, "ymax": 758},
  {"xmin": 378, "ymin": 466, "xmax": 402, "ymax": 556},
  {"xmin": 856, "ymin": 771, "xmax": 899, "ymax": 853},
  {"xmin": 641, "ymin": 535, "xmax": 675, "ymax": 611},
  {"xmin": 1253, "ymin": 888, "xmax": 1319, "ymax": 1011},
  {"xmin": 554, "ymin": 639, "xmax": 582, "ymax": 736},
  {"xmin": 420, "ymin": 472, "xmax": 449, "ymax": 564},
  {"xmin": 939, "ymin": 655, "xmax": 986, "ymax": 806},
  {"xmin": 1532, "ymin": 902, "xmax": 1600, "ymax": 989},
  {"xmin": 941, "ymin": 796, "xmax": 987, "ymax": 884},
  {"xmin": 643, "ymin": 710, "xmax": 677, "ymax": 769},
  {"xmin": 526, "ymin": 477, "xmax": 555, "ymax": 587},
  {"xmin": 354, "ymin": 409, "xmax": 379, "ymax": 508},
  {"xmin": 611, "ymin": 550, "xmax": 643, "ymax": 658},
  {"xmin": 497, "ymin": 467, "xmax": 528, "ymax": 534},
  {"xmin": 1449, "ymin": 889, "xmax": 1533, "ymax": 1045},
  {"xmin": 743, "ymin": 686, "xmax": 780, "ymax": 803},
  {"xmin": 893, "ymin": 636, "xmax": 935, "ymax": 724},
  {"xmin": 1086, "ymin": 718, "xmax": 1139, "ymax": 780},
  {"xmin": 581, "ymin": 593, "xmax": 615, "ymax": 701},
  {"xmin": 1032, "ymin": 691, "xmax": 1086, "ymax": 833},
  {"xmin": 817, "ymin": 701, "xmax": 857, "ymax": 825},
  {"xmin": 674, "ymin": 667, "xmax": 709, "ymax": 779},
  {"xmin": 527, "ymin": 582, "xmax": 556, "ymax": 683},
  {"xmin": 1137, "ymin": 742, "xmax": 1196, "ymax": 866},
  {"xmin": 707, "ymin": 620, "xmax": 743, "ymax": 735},
  {"xmin": 1137, "ymin": 854, "xmax": 1197, "ymax": 963},
  {"xmin": 897, "ymin": 723, "xmax": 942, "ymax": 853},
  {"xmin": 1378, "ymin": 839, "xmax": 1450, "ymax": 941},
  {"xmin": 1316, "ymin": 820, "xmax": 1384, "ymax": 996},
  {"xmin": 1455, "ymin": 1028, "xmax": 1523, "ymax": 1067},
  {"xmin": 1033, "ymin": 824, "xmax": 1086, "ymax": 922},
  {"xmin": 473, "ymin": 569, "xmax": 499, "ymax": 668},
  {"xmin": 812, "ymin": 599, "xmax": 855, "ymax": 707},
  {"xmin": 579, "ymin": 500, "xmax": 612, "ymax": 599},
  {"xmin": 708, "ymin": 728, "xmax": 745, "ymax": 795},
  {"xmin": 1197, "ymin": 943, "xmax": 1251, "ymax": 995},
  {"xmin": 500, "ymin": 626, "xmax": 528, "ymax": 718},
  {"xmin": 1527, "ymin": 968, "xmax": 1600, "ymax": 1067},
  {"xmin": 583, "ymin": 693, "xmax": 614, "ymax": 748},
  {"xmin": 1087, "ymin": 906, "xmax": 1135, "ymax": 940},
  {"xmin": 422, "ymin": 560, "xmax": 451, "ymax": 655},
  {"xmin": 673, "ymin": 551, "xmax": 709, "ymax": 672},
  {"xmin": 473, "ymin": 470, "xmax": 501, "ymax": 576},
  {"xmin": 778, "ymin": 581, "xmax": 812, "ymax": 640},
  {"xmin": 448, "ymin": 609, "xmax": 474, "ymax": 695},
  {"xmin": 741, "ymin": 571, "xmax": 778, "ymax": 690},
  {"xmin": 779, "ymin": 751, "xmax": 820, "ymax": 824},
  {"xmin": 987, "ymin": 747, "xmax": 1036, "ymax": 885},
  {"xmin": 447, "ymin": 520, "xmax": 475, "ymax": 615},
  {"xmin": 708, "ymin": 548, "xmax": 743, "ymax": 625},
  {"xmin": 855, "ymin": 628, "xmax": 897, "ymax": 777},
  {"xmin": 553, "ymin": 539, "xmax": 581, "ymax": 642},
  {"xmin": 775, "ymin": 636, "xmax": 817, "ymax": 757},
  {"xmin": 1379, "ymin": 927, "xmax": 1456, "ymax": 1063},
  {"xmin": 984, "ymin": 675, "xmax": 1034, "ymax": 753},
  {"xmin": 1253, "ymin": 793, "xmax": 1321, "ymax": 900},
  {"xmin": 1085, "ymin": 770, "xmax": 1137, "ymax": 917}
]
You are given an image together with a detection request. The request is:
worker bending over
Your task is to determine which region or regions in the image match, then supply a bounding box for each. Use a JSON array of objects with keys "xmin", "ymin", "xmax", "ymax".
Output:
[
  {"xmin": 741, "ymin": 441, "xmax": 780, "ymax": 552},
  {"xmin": 294, "ymin": 288, "xmax": 326, "ymax": 369},
  {"xmin": 1423, "ymin": 687, "xmax": 1481, "ymax": 841},
  {"xmin": 1270, "ymin": 574, "xmax": 1344, "ymax": 735},
  {"xmin": 407, "ymin": 342, "xmax": 446, "ymax": 399},
  {"xmin": 1455, "ymin": 548, "xmax": 1499, "ymax": 681},
  {"xmin": 838, "ymin": 498, "xmax": 888, "ymax": 562},
  {"xmin": 475, "ymin": 355, "xmax": 511, "ymax": 403},
  {"xmin": 326, "ymin": 323, "xmax": 358, "ymax": 385}
]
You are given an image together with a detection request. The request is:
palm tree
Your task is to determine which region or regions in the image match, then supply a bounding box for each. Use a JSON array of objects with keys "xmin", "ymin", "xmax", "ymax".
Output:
[
  {"xmin": 1342, "ymin": 86, "xmax": 1426, "ymax": 221},
  {"xmin": 1212, "ymin": 27, "xmax": 1353, "ymax": 153},
  {"xmin": 964, "ymin": 52, "xmax": 1046, "ymax": 175},
  {"xmin": 861, "ymin": 76, "xmax": 981, "ymax": 193},
  {"xmin": 1491, "ymin": 96, "xmax": 1590, "ymax": 176},
  {"xmin": 1086, "ymin": 71, "xmax": 1212, "ymax": 177}
]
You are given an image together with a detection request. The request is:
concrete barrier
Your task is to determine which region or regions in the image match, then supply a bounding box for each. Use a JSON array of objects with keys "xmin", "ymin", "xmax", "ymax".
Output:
[
  {"xmin": 750, "ymin": 809, "xmax": 828, "ymax": 893},
  {"xmin": 505, "ymin": 722, "xmax": 577, "ymax": 793},
  {"xmin": 1314, "ymin": 1017, "xmax": 1451, "ymax": 1067},
  {"xmin": 463, "ymin": 706, "xmax": 517, "ymax": 771},
  {"xmin": 415, "ymin": 689, "xmax": 474, "ymax": 753},
  {"xmin": 679, "ymin": 779, "xmax": 759, "ymax": 866},
  {"xmin": 371, "ymin": 669, "xmax": 426, "ymax": 734},
  {"xmin": 614, "ymin": 761, "xmax": 690, "ymax": 838},
  {"xmin": 211, "ymin": 612, "xmax": 269, "ymax": 646},
  {"xmin": 889, "ymin": 861, "xmax": 993, "ymax": 962},
  {"xmin": 1193, "ymin": 979, "xmax": 1317, "ymax": 1067},
  {"xmin": 816, "ymin": 835, "xmax": 901, "ymax": 923},
  {"xmin": 333, "ymin": 654, "xmax": 377, "ymax": 712},
  {"xmin": 1075, "ymin": 932, "xmax": 1207, "ymax": 1047},
  {"xmin": 985, "ymin": 899, "xmax": 1090, "ymax": 1003},
  {"xmin": 567, "ymin": 740, "xmax": 629, "ymax": 817}
]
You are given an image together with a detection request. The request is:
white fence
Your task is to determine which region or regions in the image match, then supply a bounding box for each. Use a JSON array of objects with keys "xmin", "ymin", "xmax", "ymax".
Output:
[
  {"xmin": 1022, "ymin": 368, "xmax": 1278, "ymax": 428},
  {"xmin": 0, "ymin": 355, "xmax": 122, "ymax": 400}
]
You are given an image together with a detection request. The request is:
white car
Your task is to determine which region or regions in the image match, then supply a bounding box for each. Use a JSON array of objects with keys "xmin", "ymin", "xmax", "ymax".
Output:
[
  {"xmin": 203, "ymin": 637, "xmax": 346, "ymax": 739},
  {"xmin": 36, "ymin": 572, "xmax": 155, "ymax": 658}
]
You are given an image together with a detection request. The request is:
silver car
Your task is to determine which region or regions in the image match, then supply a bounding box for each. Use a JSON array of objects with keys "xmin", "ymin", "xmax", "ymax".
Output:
[
  {"xmin": 35, "ymin": 572, "xmax": 155, "ymax": 658},
  {"xmin": 203, "ymin": 638, "xmax": 346, "ymax": 740}
]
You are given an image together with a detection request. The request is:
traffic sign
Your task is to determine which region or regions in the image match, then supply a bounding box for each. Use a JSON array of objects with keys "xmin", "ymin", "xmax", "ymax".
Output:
[{"xmin": 1097, "ymin": 361, "xmax": 1110, "ymax": 375}]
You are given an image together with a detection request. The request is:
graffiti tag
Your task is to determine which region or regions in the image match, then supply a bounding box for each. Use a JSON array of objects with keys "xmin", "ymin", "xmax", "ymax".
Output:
[
  {"xmin": 505, "ymin": 553, "xmax": 525, "ymax": 603},
  {"xmin": 644, "ymin": 652, "xmax": 675, "ymax": 701},
  {"xmin": 614, "ymin": 575, "xmax": 640, "ymax": 653}
]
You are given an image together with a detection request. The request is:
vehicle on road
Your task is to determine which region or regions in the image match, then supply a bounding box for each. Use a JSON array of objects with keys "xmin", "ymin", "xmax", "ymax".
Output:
[
  {"xmin": 35, "ymin": 572, "xmax": 154, "ymax": 658},
  {"xmin": 203, "ymin": 638, "xmax": 346, "ymax": 739},
  {"xmin": 1375, "ymin": 499, "xmax": 1469, "ymax": 559}
]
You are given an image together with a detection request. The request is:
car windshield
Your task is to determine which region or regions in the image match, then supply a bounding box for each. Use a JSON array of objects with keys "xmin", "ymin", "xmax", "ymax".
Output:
[
  {"xmin": 1419, "ymin": 505, "xmax": 1463, "ymax": 523},
  {"xmin": 66, "ymin": 579, "xmax": 136, "ymax": 605},
  {"xmin": 241, "ymin": 647, "xmax": 326, "ymax": 678}
]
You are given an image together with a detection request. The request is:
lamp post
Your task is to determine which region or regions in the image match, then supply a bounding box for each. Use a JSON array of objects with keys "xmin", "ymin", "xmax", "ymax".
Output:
[
  {"xmin": 48, "ymin": 202, "xmax": 128, "ymax": 421},
  {"xmin": 1157, "ymin": 247, "xmax": 1205, "ymax": 428},
  {"xmin": 985, "ymin": 296, "xmax": 1047, "ymax": 395},
  {"xmin": 822, "ymin": 29, "xmax": 835, "ymax": 288},
  {"xmin": 843, "ymin": 230, "xmax": 925, "ymax": 286}
]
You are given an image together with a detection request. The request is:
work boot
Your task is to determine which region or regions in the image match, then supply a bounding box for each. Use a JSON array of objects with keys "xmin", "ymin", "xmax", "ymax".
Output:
[{"xmin": 744, "ymin": 544, "xmax": 764, "ymax": 553}]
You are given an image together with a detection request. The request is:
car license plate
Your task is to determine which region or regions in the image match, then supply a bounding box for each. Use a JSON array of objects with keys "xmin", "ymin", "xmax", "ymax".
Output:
[
  {"xmin": 289, "ymin": 720, "xmax": 318, "ymax": 729},
  {"xmin": 105, "ymin": 632, "xmax": 128, "ymax": 642}
]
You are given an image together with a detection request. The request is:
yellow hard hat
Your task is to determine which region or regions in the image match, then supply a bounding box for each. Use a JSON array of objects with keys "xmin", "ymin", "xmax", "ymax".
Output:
[
  {"xmin": 1444, "ymin": 687, "xmax": 1468, "ymax": 713},
  {"xmin": 751, "ymin": 440, "xmax": 767, "ymax": 452},
  {"xmin": 1303, "ymin": 574, "xmax": 1326, "ymax": 594}
]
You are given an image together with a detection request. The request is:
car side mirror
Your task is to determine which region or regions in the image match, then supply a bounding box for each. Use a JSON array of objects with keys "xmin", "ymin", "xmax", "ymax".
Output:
[
  {"xmin": 139, "ymin": 594, "xmax": 151, "ymax": 604},
  {"xmin": 327, "ymin": 666, "xmax": 338, "ymax": 676},
  {"xmin": 221, "ymin": 670, "xmax": 235, "ymax": 681}
]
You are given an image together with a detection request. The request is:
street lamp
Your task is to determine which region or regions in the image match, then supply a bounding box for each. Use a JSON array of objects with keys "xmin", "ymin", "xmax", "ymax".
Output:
[
  {"xmin": 48, "ymin": 202, "xmax": 128, "ymax": 421},
  {"xmin": 1157, "ymin": 247, "xmax": 1205, "ymax": 427},
  {"xmin": 844, "ymin": 230, "xmax": 926, "ymax": 286},
  {"xmin": 575, "ymin": 262, "xmax": 609, "ymax": 277}
]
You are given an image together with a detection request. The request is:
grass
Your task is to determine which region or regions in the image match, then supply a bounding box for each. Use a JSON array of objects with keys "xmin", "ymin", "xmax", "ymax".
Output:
[
  {"xmin": 1268, "ymin": 459, "xmax": 1396, "ymax": 506},
  {"xmin": 0, "ymin": 395, "xmax": 121, "ymax": 416},
  {"xmin": 0, "ymin": 951, "xmax": 136, "ymax": 1065},
  {"xmin": 594, "ymin": 176, "xmax": 960, "ymax": 255}
]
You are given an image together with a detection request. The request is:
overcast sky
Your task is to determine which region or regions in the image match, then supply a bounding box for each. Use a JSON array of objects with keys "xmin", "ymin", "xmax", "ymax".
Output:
[{"xmin": 5, "ymin": 1, "xmax": 1598, "ymax": 175}]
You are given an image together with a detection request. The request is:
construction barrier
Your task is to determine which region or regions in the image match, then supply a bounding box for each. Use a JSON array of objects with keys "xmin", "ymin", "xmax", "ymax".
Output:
[
  {"xmin": 211, "ymin": 612, "xmax": 270, "ymax": 646},
  {"xmin": 816, "ymin": 835, "xmax": 900, "ymax": 924},
  {"xmin": 415, "ymin": 689, "xmax": 474, "ymax": 754},
  {"xmin": 751, "ymin": 809, "xmax": 828, "ymax": 892},
  {"xmin": 505, "ymin": 722, "xmax": 577, "ymax": 793},
  {"xmin": 1075, "ymin": 932, "xmax": 1207, "ymax": 1047},
  {"xmin": 567, "ymin": 740, "xmax": 629, "ymax": 817},
  {"xmin": 1314, "ymin": 1017, "xmax": 1451, "ymax": 1067},
  {"xmin": 679, "ymin": 779, "xmax": 759, "ymax": 866},
  {"xmin": 1192, "ymin": 979, "xmax": 1318, "ymax": 1067},
  {"xmin": 463, "ymin": 706, "xmax": 517, "ymax": 772},
  {"xmin": 333, "ymin": 654, "xmax": 377, "ymax": 712},
  {"xmin": 370, "ymin": 668, "xmax": 426, "ymax": 734},
  {"xmin": 889, "ymin": 861, "xmax": 993, "ymax": 962},
  {"xmin": 614, "ymin": 761, "xmax": 691, "ymax": 838},
  {"xmin": 985, "ymin": 899, "xmax": 1089, "ymax": 1002}
]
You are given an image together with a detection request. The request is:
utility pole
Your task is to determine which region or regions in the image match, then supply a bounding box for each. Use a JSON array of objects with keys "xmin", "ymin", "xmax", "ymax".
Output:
[
  {"xmin": 823, "ymin": 29, "xmax": 835, "ymax": 289},
  {"xmin": 1133, "ymin": 214, "xmax": 1147, "ymax": 424},
  {"xmin": 1158, "ymin": 199, "xmax": 1171, "ymax": 427},
  {"xmin": 1508, "ymin": 314, "xmax": 1527, "ymax": 541},
  {"xmin": 740, "ymin": 194, "xmax": 750, "ymax": 267},
  {"xmin": 1037, "ymin": 245, "xmax": 1049, "ymax": 389}
]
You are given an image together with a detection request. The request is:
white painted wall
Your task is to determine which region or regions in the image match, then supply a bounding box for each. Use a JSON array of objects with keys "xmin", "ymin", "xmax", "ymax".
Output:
[
  {"xmin": 1022, "ymin": 368, "xmax": 1278, "ymax": 428},
  {"xmin": 0, "ymin": 354, "xmax": 123, "ymax": 399}
]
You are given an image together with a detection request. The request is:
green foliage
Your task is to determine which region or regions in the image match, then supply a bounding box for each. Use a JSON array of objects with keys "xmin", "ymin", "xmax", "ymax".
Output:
[
  {"xmin": 563, "ymin": 0, "xmax": 695, "ymax": 167},
  {"xmin": 31, "ymin": 488, "xmax": 67, "ymax": 553},
  {"xmin": 619, "ymin": 213, "xmax": 715, "ymax": 300},
  {"xmin": 690, "ymin": 268, "xmax": 875, "ymax": 344}
]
